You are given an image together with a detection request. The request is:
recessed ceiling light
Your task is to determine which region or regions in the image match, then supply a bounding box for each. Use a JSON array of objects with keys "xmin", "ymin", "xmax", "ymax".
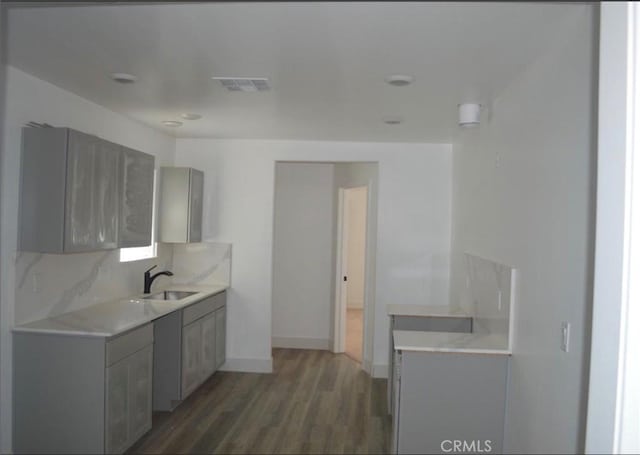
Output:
[
  {"xmin": 162, "ymin": 121, "xmax": 183, "ymax": 127},
  {"xmin": 385, "ymin": 75, "xmax": 413, "ymax": 87},
  {"xmin": 383, "ymin": 115, "xmax": 404, "ymax": 125},
  {"xmin": 181, "ymin": 113, "xmax": 202, "ymax": 120},
  {"xmin": 110, "ymin": 72, "xmax": 137, "ymax": 84}
]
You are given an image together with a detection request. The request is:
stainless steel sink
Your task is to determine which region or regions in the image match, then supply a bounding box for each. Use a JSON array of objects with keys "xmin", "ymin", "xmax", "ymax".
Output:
[{"xmin": 143, "ymin": 290, "xmax": 198, "ymax": 301}]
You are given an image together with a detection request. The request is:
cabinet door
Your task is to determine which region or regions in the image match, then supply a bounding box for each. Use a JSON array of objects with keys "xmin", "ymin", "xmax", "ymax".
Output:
[
  {"xmin": 128, "ymin": 346, "xmax": 153, "ymax": 443},
  {"xmin": 65, "ymin": 130, "xmax": 99, "ymax": 251},
  {"xmin": 215, "ymin": 307, "xmax": 226, "ymax": 369},
  {"xmin": 106, "ymin": 359, "xmax": 130, "ymax": 454},
  {"xmin": 181, "ymin": 320, "xmax": 202, "ymax": 398},
  {"xmin": 120, "ymin": 148, "xmax": 154, "ymax": 247},
  {"xmin": 188, "ymin": 169, "xmax": 204, "ymax": 242},
  {"xmin": 201, "ymin": 312, "xmax": 217, "ymax": 380},
  {"xmin": 94, "ymin": 140, "xmax": 121, "ymax": 249}
]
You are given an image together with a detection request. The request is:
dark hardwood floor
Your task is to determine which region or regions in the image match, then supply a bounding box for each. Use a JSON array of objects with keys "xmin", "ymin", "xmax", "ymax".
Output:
[{"xmin": 129, "ymin": 348, "xmax": 391, "ymax": 454}]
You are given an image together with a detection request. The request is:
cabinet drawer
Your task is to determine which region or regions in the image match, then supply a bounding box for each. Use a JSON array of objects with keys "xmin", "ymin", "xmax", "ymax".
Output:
[
  {"xmin": 106, "ymin": 324, "xmax": 154, "ymax": 367},
  {"xmin": 182, "ymin": 293, "xmax": 224, "ymax": 326}
]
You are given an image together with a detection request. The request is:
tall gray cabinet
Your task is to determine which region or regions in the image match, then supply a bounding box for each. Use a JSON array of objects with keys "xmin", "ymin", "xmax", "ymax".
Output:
[
  {"xmin": 19, "ymin": 127, "xmax": 155, "ymax": 252},
  {"xmin": 13, "ymin": 324, "xmax": 154, "ymax": 454}
]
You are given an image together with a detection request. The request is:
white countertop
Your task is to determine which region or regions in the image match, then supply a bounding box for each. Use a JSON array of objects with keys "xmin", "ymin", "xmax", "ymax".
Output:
[
  {"xmin": 13, "ymin": 283, "xmax": 229, "ymax": 338},
  {"xmin": 393, "ymin": 330, "xmax": 511, "ymax": 355},
  {"xmin": 387, "ymin": 304, "xmax": 471, "ymax": 318}
]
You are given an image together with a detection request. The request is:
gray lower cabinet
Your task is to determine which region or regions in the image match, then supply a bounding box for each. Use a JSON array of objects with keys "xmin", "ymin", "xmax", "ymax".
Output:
[
  {"xmin": 391, "ymin": 350, "xmax": 509, "ymax": 454},
  {"xmin": 13, "ymin": 324, "xmax": 154, "ymax": 454},
  {"xmin": 387, "ymin": 314, "xmax": 473, "ymax": 415},
  {"xmin": 19, "ymin": 127, "xmax": 155, "ymax": 253},
  {"xmin": 153, "ymin": 291, "xmax": 227, "ymax": 411}
]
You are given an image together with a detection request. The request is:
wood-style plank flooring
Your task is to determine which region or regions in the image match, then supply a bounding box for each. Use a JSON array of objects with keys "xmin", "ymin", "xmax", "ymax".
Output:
[
  {"xmin": 346, "ymin": 309, "xmax": 363, "ymax": 363},
  {"xmin": 129, "ymin": 348, "xmax": 391, "ymax": 454}
]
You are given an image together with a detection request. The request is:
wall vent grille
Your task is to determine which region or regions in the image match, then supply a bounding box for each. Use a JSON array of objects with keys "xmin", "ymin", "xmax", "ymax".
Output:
[{"xmin": 213, "ymin": 77, "xmax": 270, "ymax": 92}]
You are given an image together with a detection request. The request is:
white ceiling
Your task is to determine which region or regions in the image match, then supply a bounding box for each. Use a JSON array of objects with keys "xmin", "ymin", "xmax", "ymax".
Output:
[{"xmin": 6, "ymin": 2, "xmax": 588, "ymax": 142}]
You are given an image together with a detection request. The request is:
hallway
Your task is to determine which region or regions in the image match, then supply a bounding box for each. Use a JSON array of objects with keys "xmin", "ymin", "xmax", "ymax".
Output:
[
  {"xmin": 129, "ymin": 349, "xmax": 390, "ymax": 454},
  {"xmin": 345, "ymin": 308, "xmax": 363, "ymax": 363}
]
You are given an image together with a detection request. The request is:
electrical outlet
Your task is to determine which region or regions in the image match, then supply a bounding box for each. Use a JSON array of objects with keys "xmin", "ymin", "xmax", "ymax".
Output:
[{"xmin": 561, "ymin": 322, "xmax": 571, "ymax": 352}]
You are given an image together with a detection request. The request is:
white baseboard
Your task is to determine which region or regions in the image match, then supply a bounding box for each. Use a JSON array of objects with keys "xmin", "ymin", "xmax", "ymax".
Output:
[
  {"xmin": 219, "ymin": 357, "xmax": 273, "ymax": 373},
  {"xmin": 372, "ymin": 363, "xmax": 389, "ymax": 379},
  {"xmin": 272, "ymin": 336, "xmax": 330, "ymax": 350}
]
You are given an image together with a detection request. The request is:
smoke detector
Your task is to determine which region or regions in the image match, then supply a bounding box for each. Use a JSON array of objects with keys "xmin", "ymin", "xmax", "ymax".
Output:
[{"xmin": 213, "ymin": 77, "xmax": 270, "ymax": 92}]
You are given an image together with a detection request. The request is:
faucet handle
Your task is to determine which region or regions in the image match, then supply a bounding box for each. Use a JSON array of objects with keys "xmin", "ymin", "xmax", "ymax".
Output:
[{"xmin": 144, "ymin": 265, "xmax": 157, "ymax": 274}]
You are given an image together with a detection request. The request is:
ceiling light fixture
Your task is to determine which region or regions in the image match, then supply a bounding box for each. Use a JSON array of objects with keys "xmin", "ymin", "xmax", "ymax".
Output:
[
  {"xmin": 385, "ymin": 75, "xmax": 413, "ymax": 87},
  {"xmin": 162, "ymin": 120, "xmax": 183, "ymax": 127},
  {"xmin": 110, "ymin": 72, "xmax": 137, "ymax": 84},
  {"xmin": 383, "ymin": 115, "xmax": 404, "ymax": 125},
  {"xmin": 458, "ymin": 103, "xmax": 482, "ymax": 128},
  {"xmin": 181, "ymin": 113, "xmax": 202, "ymax": 120}
]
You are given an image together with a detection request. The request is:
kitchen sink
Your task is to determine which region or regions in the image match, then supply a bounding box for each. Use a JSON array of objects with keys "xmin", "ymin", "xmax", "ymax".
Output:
[{"xmin": 143, "ymin": 290, "xmax": 198, "ymax": 301}]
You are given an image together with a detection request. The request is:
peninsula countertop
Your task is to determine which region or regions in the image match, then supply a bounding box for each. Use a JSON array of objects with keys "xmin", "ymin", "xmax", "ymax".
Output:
[
  {"xmin": 12, "ymin": 283, "xmax": 229, "ymax": 338},
  {"xmin": 393, "ymin": 330, "xmax": 511, "ymax": 355},
  {"xmin": 387, "ymin": 304, "xmax": 471, "ymax": 318}
]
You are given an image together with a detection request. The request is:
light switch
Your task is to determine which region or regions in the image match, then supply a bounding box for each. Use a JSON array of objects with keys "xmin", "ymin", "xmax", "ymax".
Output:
[{"xmin": 561, "ymin": 321, "xmax": 571, "ymax": 352}]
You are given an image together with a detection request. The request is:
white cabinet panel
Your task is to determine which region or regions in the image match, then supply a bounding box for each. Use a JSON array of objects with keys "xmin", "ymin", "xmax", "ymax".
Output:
[
  {"xmin": 215, "ymin": 307, "xmax": 226, "ymax": 369},
  {"xmin": 201, "ymin": 312, "xmax": 217, "ymax": 380},
  {"xmin": 159, "ymin": 167, "xmax": 204, "ymax": 243},
  {"xmin": 105, "ymin": 359, "xmax": 129, "ymax": 454},
  {"xmin": 181, "ymin": 320, "xmax": 202, "ymax": 398},
  {"xmin": 120, "ymin": 147, "xmax": 154, "ymax": 247},
  {"xmin": 128, "ymin": 346, "xmax": 153, "ymax": 443}
]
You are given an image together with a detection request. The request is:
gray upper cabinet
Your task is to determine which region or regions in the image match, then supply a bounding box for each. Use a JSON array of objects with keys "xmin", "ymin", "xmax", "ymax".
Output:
[
  {"xmin": 19, "ymin": 127, "xmax": 155, "ymax": 253},
  {"xmin": 120, "ymin": 147, "xmax": 155, "ymax": 248},
  {"xmin": 158, "ymin": 167, "xmax": 204, "ymax": 243}
]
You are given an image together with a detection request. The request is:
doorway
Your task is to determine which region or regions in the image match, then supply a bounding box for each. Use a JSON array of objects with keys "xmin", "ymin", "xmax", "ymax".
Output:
[{"xmin": 338, "ymin": 186, "xmax": 368, "ymax": 363}]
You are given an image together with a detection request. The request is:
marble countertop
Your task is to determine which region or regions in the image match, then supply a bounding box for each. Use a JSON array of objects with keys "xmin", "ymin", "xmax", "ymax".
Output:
[
  {"xmin": 13, "ymin": 283, "xmax": 229, "ymax": 338},
  {"xmin": 387, "ymin": 304, "xmax": 471, "ymax": 318},
  {"xmin": 393, "ymin": 330, "xmax": 511, "ymax": 355}
]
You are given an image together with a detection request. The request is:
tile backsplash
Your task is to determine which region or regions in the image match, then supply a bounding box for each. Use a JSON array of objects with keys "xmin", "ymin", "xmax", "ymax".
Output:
[{"xmin": 14, "ymin": 242, "xmax": 231, "ymax": 324}]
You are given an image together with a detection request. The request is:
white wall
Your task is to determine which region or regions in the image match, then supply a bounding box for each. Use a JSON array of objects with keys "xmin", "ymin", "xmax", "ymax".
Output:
[
  {"xmin": 449, "ymin": 6, "xmax": 595, "ymax": 453},
  {"xmin": 0, "ymin": 67, "xmax": 176, "ymax": 451},
  {"xmin": 174, "ymin": 139, "xmax": 451, "ymax": 373},
  {"xmin": 346, "ymin": 187, "xmax": 367, "ymax": 309},
  {"xmin": 272, "ymin": 162, "xmax": 335, "ymax": 349}
]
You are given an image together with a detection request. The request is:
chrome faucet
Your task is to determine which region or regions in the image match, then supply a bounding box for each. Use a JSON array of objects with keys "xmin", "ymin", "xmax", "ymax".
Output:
[{"xmin": 144, "ymin": 265, "xmax": 174, "ymax": 294}]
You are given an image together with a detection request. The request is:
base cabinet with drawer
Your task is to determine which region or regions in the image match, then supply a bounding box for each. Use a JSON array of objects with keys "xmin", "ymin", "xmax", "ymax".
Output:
[
  {"xmin": 153, "ymin": 291, "xmax": 227, "ymax": 411},
  {"xmin": 13, "ymin": 324, "xmax": 154, "ymax": 454}
]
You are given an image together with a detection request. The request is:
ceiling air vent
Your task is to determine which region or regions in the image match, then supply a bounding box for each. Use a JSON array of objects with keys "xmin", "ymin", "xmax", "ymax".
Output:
[{"xmin": 213, "ymin": 77, "xmax": 270, "ymax": 92}]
